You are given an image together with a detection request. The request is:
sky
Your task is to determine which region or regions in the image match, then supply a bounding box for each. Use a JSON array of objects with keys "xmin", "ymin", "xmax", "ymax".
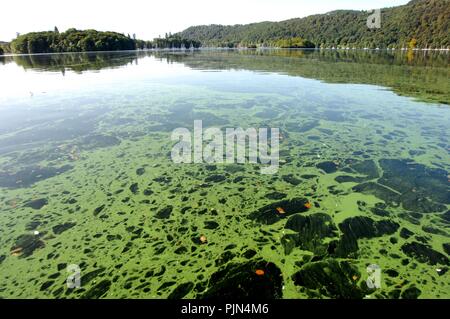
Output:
[{"xmin": 0, "ymin": 0, "xmax": 410, "ymax": 41}]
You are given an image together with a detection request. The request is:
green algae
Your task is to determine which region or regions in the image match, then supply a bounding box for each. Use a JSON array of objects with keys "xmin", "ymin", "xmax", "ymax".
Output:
[{"xmin": 0, "ymin": 50, "xmax": 449, "ymax": 300}]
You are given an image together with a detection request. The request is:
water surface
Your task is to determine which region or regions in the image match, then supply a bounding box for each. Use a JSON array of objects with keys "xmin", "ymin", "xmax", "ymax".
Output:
[{"xmin": 0, "ymin": 50, "xmax": 449, "ymax": 299}]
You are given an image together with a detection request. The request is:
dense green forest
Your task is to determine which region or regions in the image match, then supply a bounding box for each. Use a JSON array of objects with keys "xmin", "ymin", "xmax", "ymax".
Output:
[
  {"xmin": 2, "ymin": 0, "xmax": 449, "ymax": 53},
  {"xmin": 9, "ymin": 29, "xmax": 137, "ymax": 54},
  {"xmin": 6, "ymin": 29, "xmax": 201, "ymax": 54},
  {"xmin": 152, "ymin": 34, "xmax": 201, "ymax": 49},
  {"xmin": 177, "ymin": 0, "xmax": 450, "ymax": 48},
  {"xmin": 0, "ymin": 41, "xmax": 9, "ymax": 55}
]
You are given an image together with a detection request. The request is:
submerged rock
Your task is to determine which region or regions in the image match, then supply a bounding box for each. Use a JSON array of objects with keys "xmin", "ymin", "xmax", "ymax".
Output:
[
  {"xmin": 316, "ymin": 161, "xmax": 338, "ymax": 174},
  {"xmin": 300, "ymin": 174, "xmax": 317, "ymax": 180},
  {"xmin": 25, "ymin": 221, "xmax": 41, "ymax": 231},
  {"xmin": 335, "ymin": 160, "xmax": 379, "ymax": 184},
  {"xmin": 81, "ymin": 134, "xmax": 120, "ymax": 150},
  {"xmin": 0, "ymin": 165, "xmax": 73, "ymax": 188},
  {"xmin": 40, "ymin": 280, "xmax": 54, "ymax": 291},
  {"xmin": 143, "ymin": 188, "xmax": 153, "ymax": 196},
  {"xmin": 52, "ymin": 222, "xmax": 76, "ymax": 235},
  {"xmin": 331, "ymin": 234, "xmax": 359, "ymax": 259},
  {"xmin": 282, "ymin": 213, "xmax": 338, "ymax": 255},
  {"xmin": 338, "ymin": 216, "xmax": 399, "ymax": 239},
  {"xmin": 242, "ymin": 249, "xmax": 257, "ymax": 259},
  {"xmin": 441, "ymin": 211, "xmax": 450, "ymax": 223},
  {"xmin": 353, "ymin": 182, "xmax": 400, "ymax": 204},
  {"xmin": 400, "ymin": 286, "xmax": 421, "ymax": 299},
  {"xmin": 332, "ymin": 216, "xmax": 399, "ymax": 258},
  {"xmin": 174, "ymin": 246, "xmax": 188, "ymax": 255},
  {"xmin": 205, "ymin": 174, "xmax": 226, "ymax": 183},
  {"xmin": 385, "ymin": 269, "xmax": 399, "ymax": 278},
  {"xmin": 443, "ymin": 243, "xmax": 450, "ymax": 256},
  {"xmin": 370, "ymin": 206, "xmax": 390, "ymax": 217},
  {"xmin": 282, "ymin": 174, "xmax": 301, "ymax": 186},
  {"xmin": 286, "ymin": 120, "xmax": 318, "ymax": 133},
  {"xmin": 292, "ymin": 259, "xmax": 365, "ymax": 299},
  {"xmin": 81, "ymin": 268, "xmax": 106, "ymax": 286},
  {"xmin": 422, "ymin": 225, "xmax": 448, "ymax": 236},
  {"xmin": 249, "ymin": 198, "xmax": 310, "ymax": 225},
  {"xmin": 155, "ymin": 206, "xmax": 173, "ymax": 219},
  {"xmin": 168, "ymin": 282, "xmax": 194, "ymax": 299},
  {"xmin": 322, "ymin": 110, "xmax": 346, "ymax": 122},
  {"xmin": 350, "ymin": 160, "xmax": 379, "ymax": 179},
  {"xmin": 215, "ymin": 251, "xmax": 236, "ymax": 267},
  {"xmin": 400, "ymin": 227, "xmax": 414, "ymax": 239},
  {"xmin": 24, "ymin": 198, "xmax": 48, "ymax": 210},
  {"xmin": 353, "ymin": 159, "xmax": 448, "ymax": 214},
  {"xmin": 200, "ymin": 260, "xmax": 283, "ymax": 299},
  {"xmin": 81, "ymin": 280, "xmax": 111, "ymax": 299},
  {"xmin": 223, "ymin": 165, "xmax": 245, "ymax": 174},
  {"xmin": 265, "ymin": 192, "xmax": 287, "ymax": 200},
  {"xmin": 129, "ymin": 183, "xmax": 139, "ymax": 194},
  {"xmin": 401, "ymin": 242, "xmax": 449, "ymax": 265},
  {"xmin": 11, "ymin": 234, "xmax": 45, "ymax": 258},
  {"xmin": 93, "ymin": 204, "xmax": 106, "ymax": 216},
  {"xmin": 157, "ymin": 281, "xmax": 177, "ymax": 292},
  {"xmin": 335, "ymin": 175, "xmax": 365, "ymax": 183},
  {"xmin": 379, "ymin": 159, "xmax": 448, "ymax": 205},
  {"xmin": 400, "ymin": 191, "xmax": 446, "ymax": 214},
  {"xmin": 204, "ymin": 221, "xmax": 219, "ymax": 229}
]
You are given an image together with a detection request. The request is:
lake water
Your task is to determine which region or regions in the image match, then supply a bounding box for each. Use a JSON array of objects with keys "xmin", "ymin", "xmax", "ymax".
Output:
[{"xmin": 0, "ymin": 50, "xmax": 449, "ymax": 299}]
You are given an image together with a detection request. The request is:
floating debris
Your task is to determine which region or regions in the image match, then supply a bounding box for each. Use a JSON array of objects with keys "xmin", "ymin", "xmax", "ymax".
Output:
[
  {"xmin": 10, "ymin": 234, "xmax": 45, "ymax": 258},
  {"xmin": 199, "ymin": 235, "xmax": 208, "ymax": 244},
  {"xmin": 10, "ymin": 247, "xmax": 23, "ymax": 257},
  {"xmin": 255, "ymin": 269, "xmax": 265, "ymax": 276}
]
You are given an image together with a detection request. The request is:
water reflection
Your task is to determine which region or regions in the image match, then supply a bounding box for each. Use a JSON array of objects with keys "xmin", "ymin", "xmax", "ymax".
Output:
[
  {"xmin": 1, "ymin": 51, "xmax": 140, "ymax": 73},
  {"xmin": 1, "ymin": 50, "xmax": 448, "ymax": 104}
]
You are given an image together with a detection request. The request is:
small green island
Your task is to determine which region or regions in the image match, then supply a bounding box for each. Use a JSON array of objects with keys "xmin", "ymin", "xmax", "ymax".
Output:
[{"xmin": 0, "ymin": 29, "xmax": 201, "ymax": 54}]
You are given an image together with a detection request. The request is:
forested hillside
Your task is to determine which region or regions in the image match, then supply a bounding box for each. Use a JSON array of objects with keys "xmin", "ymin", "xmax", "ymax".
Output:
[
  {"xmin": 4, "ymin": 0, "xmax": 449, "ymax": 53},
  {"xmin": 177, "ymin": 0, "xmax": 450, "ymax": 48}
]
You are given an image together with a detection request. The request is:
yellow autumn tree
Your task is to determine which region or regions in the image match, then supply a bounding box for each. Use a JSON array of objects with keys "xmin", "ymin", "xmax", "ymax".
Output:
[{"xmin": 408, "ymin": 38, "xmax": 417, "ymax": 50}]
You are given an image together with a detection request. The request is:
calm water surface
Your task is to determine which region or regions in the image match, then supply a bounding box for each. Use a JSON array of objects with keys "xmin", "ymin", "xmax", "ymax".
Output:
[{"xmin": 0, "ymin": 50, "xmax": 449, "ymax": 299}]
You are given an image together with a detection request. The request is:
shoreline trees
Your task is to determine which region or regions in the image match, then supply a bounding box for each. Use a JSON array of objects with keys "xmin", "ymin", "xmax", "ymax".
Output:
[
  {"xmin": 8, "ymin": 29, "xmax": 202, "ymax": 54},
  {"xmin": 10, "ymin": 29, "xmax": 137, "ymax": 54}
]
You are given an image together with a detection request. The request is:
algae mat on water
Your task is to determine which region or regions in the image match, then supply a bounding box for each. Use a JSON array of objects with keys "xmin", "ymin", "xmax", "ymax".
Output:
[{"xmin": 0, "ymin": 51, "xmax": 449, "ymax": 299}]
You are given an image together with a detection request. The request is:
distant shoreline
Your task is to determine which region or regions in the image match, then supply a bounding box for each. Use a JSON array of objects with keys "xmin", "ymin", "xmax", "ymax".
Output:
[{"xmin": 1, "ymin": 47, "xmax": 449, "ymax": 58}]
